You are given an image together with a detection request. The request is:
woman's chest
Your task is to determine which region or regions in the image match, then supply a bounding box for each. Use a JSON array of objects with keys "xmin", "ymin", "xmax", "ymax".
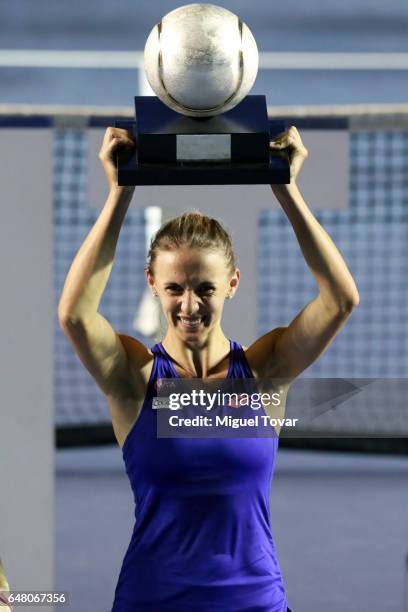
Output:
[{"xmin": 125, "ymin": 432, "xmax": 277, "ymax": 494}]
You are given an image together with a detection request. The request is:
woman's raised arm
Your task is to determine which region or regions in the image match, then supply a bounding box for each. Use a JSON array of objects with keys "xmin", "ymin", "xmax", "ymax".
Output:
[
  {"xmin": 57, "ymin": 127, "xmax": 141, "ymax": 399},
  {"xmin": 252, "ymin": 127, "xmax": 359, "ymax": 382}
]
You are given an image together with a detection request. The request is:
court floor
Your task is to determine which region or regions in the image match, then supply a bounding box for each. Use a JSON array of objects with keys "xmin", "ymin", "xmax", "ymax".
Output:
[{"xmin": 56, "ymin": 445, "xmax": 408, "ymax": 612}]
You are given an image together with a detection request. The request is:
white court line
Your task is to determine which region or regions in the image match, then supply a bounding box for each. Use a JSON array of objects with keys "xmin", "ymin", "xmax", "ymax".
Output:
[
  {"xmin": 258, "ymin": 52, "xmax": 408, "ymax": 70},
  {"xmin": 2, "ymin": 102, "xmax": 408, "ymax": 117},
  {"xmin": 0, "ymin": 49, "xmax": 408, "ymax": 70},
  {"xmin": 0, "ymin": 50, "xmax": 145, "ymax": 68}
]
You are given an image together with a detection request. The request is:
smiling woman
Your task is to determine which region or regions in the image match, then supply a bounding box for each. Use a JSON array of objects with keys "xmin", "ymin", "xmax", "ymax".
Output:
[
  {"xmin": 58, "ymin": 126, "xmax": 359, "ymax": 612},
  {"xmin": 144, "ymin": 212, "xmax": 240, "ymax": 371}
]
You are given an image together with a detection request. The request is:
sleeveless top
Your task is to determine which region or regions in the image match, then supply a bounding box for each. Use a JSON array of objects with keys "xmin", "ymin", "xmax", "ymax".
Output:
[{"xmin": 111, "ymin": 340, "xmax": 289, "ymax": 612}]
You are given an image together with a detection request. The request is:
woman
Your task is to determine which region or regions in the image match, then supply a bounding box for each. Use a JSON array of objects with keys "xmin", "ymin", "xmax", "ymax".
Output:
[{"xmin": 58, "ymin": 126, "xmax": 359, "ymax": 611}]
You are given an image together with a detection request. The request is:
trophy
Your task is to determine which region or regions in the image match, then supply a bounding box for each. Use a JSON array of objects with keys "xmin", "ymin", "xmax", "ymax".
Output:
[{"xmin": 116, "ymin": 3, "xmax": 290, "ymax": 185}]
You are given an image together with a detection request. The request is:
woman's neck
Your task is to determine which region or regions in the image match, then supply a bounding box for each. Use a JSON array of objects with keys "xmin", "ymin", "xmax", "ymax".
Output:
[{"xmin": 161, "ymin": 328, "xmax": 231, "ymax": 378}]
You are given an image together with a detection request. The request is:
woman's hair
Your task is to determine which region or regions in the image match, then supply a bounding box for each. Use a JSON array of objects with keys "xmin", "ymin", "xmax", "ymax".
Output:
[{"xmin": 146, "ymin": 211, "xmax": 236, "ymax": 275}]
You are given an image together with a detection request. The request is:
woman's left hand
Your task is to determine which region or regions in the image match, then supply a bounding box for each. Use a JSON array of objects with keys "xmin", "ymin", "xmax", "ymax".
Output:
[{"xmin": 269, "ymin": 126, "xmax": 308, "ymax": 185}]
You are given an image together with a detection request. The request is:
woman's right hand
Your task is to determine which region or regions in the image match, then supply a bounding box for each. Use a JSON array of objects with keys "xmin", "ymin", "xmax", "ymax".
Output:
[{"xmin": 98, "ymin": 127, "xmax": 136, "ymax": 190}]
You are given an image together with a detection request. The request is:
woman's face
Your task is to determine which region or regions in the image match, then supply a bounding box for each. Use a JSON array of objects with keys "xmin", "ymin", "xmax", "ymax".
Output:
[{"xmin": 147, "ymin": 246, "xmax": 239, "ymax": 342}]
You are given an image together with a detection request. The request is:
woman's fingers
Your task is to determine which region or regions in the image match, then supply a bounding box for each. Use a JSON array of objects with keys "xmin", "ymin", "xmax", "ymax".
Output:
[
  {"xmin": 270, "ymin": 125, "xmax": 298, "ymax": 141},
  {"xmin": 270, "ymin": 127, "xmax": 302, "ymax": 149},
  {"xmin": 102, "ymin": 127, "xmax": 134, "ymax": 148},
  {"xmin": 98, "ymin": 127, "xmax": 136, "ymax": 189},
  {"xmin": 99, "ymin": 127, "xmax": 135, "ymax": 161},
  {"xmin": 270, "ymin": 127, "xmax": 308, "ymax": 154},
  {"xmin": 269, "ymin": 140, "xmax": 286, "ymax": 149},
  {"xmin": 103, "ymin": 126, "xmax": 134, "ymax": 145},
  {"xmin": 269, "ymin": 130, "xmax": 287, "ymax": 144},
  {"xmin": 269, "ymin": 126, "xmax": 308, "ymax": 182}
]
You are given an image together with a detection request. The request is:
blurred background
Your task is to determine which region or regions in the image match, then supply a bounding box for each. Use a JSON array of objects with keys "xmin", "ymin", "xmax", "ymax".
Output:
[
  {"xmin": 2, "ymin": 0, "xmax": 408, "ymax": 106},
  {"xmin": 1, "ymin": 1, "xmax": 408, "ymax": 611}
]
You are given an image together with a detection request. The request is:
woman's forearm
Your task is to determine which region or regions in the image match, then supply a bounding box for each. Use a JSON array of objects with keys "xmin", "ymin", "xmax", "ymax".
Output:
[
  {"xmin": 58, "ymin": 185, "xmax": 135, "ymax": 322},
  {"xmin": 271, "ymin": 182, "xmax": 360, "ymax": 311}
]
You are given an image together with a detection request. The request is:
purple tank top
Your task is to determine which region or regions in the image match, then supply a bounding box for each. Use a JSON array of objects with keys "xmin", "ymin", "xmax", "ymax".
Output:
[{"xmin": 111, "ymin": 340, "xmax": 289, "ymax": 612}]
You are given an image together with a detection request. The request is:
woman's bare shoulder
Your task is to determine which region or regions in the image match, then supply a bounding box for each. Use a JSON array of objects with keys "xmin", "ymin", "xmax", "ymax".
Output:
[
  {"xmin": 242, "ymin": 327, "xmax": 289, "ymax": 380},
  {"xmin": 118, "ymin": 334, "xmax": 155, "ymax": 384},
  {"xmin": 118, "ymin": 333, "xmax": 152, "ymax": 361}
]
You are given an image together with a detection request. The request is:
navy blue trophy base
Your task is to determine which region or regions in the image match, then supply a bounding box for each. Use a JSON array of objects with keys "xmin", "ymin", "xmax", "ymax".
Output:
[{"xmin": 115, "ymin": 95, "xmax": 290, "ymax": 186}]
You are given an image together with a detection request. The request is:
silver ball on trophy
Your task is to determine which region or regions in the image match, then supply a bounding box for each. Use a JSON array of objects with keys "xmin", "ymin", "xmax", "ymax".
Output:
[
  {"xmin": 115, "ymin": 3, "xmax": 290, "ymax": 185},
  {"xmin": 144, "ymin": 3, "xmax": 259, "ymax": 117}
]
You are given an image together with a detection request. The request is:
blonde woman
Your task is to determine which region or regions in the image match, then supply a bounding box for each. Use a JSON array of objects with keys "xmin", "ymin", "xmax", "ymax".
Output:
[{"xmin": 58, "ymin": 126, "xmax": 359, "ymax": 611}]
